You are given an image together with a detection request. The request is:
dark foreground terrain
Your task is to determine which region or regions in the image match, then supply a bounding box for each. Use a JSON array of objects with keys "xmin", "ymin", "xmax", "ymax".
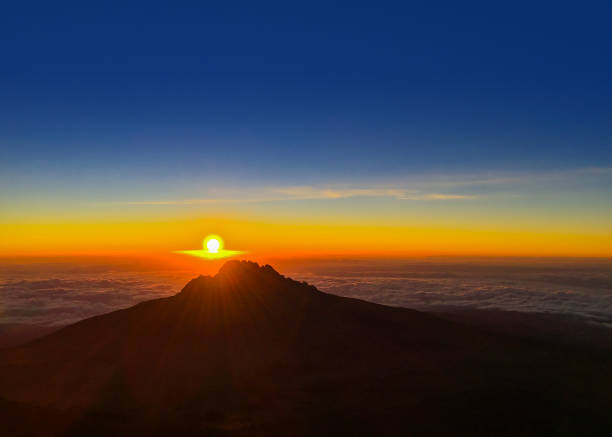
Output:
[
  {"xmin": 1, "ymin": 261, "xmax": 611, "ymax": 436},
  {"xmin": 0, "ymin": 323, "xmax": 61, "ymax": 349}
]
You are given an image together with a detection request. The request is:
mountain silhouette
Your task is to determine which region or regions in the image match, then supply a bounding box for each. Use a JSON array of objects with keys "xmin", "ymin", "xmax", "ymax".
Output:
[{"xmin": 1, "ymin": 260, "xmax": 611, "ymax": 436}]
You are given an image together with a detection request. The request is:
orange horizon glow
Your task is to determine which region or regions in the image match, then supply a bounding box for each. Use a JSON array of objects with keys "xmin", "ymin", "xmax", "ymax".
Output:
[{"xmin": 1, "ymin": 216, "xmax": 611, "ymax": 259}]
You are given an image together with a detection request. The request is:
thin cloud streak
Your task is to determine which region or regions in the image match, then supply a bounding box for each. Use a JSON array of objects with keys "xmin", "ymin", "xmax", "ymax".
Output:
[
  {"xmin": 102, "ymin": 189, "xmax": 476, "ymax": 206},
  {"xmin": 93, "ymin": 166, "xmax": 611, "ymax": 207}
]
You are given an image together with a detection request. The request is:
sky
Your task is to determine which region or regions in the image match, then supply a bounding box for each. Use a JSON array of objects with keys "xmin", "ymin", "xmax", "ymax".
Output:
[{"xmin": 1, "ymin": 1, "xmax": 611, "ymax": 257}]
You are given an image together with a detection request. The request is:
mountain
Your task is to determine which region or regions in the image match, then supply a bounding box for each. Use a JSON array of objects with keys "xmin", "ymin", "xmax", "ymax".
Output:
[
  {"xmin": 1, "ymin": 260, "xmax": 611, "ymax": 436},
  {"xmin": 0, "ymin": 323, "xmax": 61, "ymax": 349}
]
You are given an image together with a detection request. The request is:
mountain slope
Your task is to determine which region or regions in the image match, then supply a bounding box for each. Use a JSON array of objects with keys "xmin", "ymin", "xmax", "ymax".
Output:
[{"xmin": 1, "ymin": 260, "xmax": 611, "ymax": 436}]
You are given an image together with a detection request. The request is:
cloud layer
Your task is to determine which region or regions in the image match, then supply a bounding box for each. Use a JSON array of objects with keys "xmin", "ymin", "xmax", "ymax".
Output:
[
  {"xmin": 287, "ymin": 260, "xmax": 612, "ymax": 327},
  {"xmin": 1, "ymin": 259, "xmax": 611, "ymax": 327},
  {"xmin": 0, "ymin": 271, "xmax": 187, "ymax": 326}
]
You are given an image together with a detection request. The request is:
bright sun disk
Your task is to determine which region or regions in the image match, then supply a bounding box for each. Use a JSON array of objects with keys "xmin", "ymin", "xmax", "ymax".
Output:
[
  {"xmin": 175, "ymin": 234, "xmax": 243, "ymax": 259},
  {"xmin": 206, "ymin": 238, "xmax": 220, "ymax": 253}
]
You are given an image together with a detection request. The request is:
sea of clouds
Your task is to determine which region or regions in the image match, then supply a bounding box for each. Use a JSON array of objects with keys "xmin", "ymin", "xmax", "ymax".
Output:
[
  {"xmin": 1, "ymin": 258, "xmax": 611, "ymax": 327},
  {"xmin": 287, "ymin": 259, "xmax": 612, "ymax": 327},
  {"xmin": 0, "ymin": 263, "xmax": 192, "ymax": 326}
]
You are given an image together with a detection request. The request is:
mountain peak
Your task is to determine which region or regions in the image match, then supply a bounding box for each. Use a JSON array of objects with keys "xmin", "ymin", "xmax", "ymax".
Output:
[
  {"xmin": 216, "ymin": 260, "xmax": 282, "ymax": 279},
  {"xmin": 178, "ymin": 260, "xmax": 317, "ymax": 300}
]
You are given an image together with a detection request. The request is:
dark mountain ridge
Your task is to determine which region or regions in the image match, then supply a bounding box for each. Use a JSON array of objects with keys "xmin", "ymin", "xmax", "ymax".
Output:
[{"xmin": 1, "ymin": 260, "xmax": 611, "ymax": 435}]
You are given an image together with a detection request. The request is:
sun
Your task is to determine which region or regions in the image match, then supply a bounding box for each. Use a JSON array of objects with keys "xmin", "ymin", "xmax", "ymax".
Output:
[
  {"xmin": 203, "ymin": 234, "xmax": 223, "ymax": 253},
  {"xmin": 173, "ymin": 234, "xmax": 244, "ymax": 260},
  {"xmin": 206, "ymin": 238, "xmax": 220, "ymax": 253}
]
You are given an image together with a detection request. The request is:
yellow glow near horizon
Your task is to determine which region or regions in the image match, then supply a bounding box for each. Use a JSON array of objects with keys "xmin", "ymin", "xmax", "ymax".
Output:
[{"xmin": 1, "ymin": 218, "xmax": 611, "ymax": 258}]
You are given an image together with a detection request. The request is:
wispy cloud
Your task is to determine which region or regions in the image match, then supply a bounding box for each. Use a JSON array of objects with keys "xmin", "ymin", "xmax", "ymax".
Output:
[
  {"xmin": 106, "ymin": 189, "xmax": 475, "ymax": 205},
  {"xmin": 94, "ymin": 166, "xmax": 611, "ymax": 207},
  {"xmin": 418, "ymin": 193, "xmax": 475, "ymax": 200},
  {"xmin": 102, "ymin": 186, "xmax": 476, "ymax": 206},
  {"xmin": 274, "ymin": 186, "xmax": 418, "ymax": 200},
  {"xmin": 113, "ymin": 198, "xmax": 254, "ymax": 205}
]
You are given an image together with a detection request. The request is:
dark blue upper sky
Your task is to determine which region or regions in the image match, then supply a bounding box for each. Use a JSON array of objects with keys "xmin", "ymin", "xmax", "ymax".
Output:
[{"xmin": 1, "ymin": 1, "xmax": 611, "ymax": 192}]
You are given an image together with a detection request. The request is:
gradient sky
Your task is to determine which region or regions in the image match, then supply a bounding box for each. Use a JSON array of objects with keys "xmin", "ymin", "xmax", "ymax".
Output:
[{"xmin": 1, "ymin": 1, "xmax": 611, "ymax": 257}]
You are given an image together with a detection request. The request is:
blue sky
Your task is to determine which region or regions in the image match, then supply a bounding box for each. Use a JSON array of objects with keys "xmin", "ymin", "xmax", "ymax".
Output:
[{"xmin": 1, "ymin": 1, "xmax": 611, "ymax": 230}]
